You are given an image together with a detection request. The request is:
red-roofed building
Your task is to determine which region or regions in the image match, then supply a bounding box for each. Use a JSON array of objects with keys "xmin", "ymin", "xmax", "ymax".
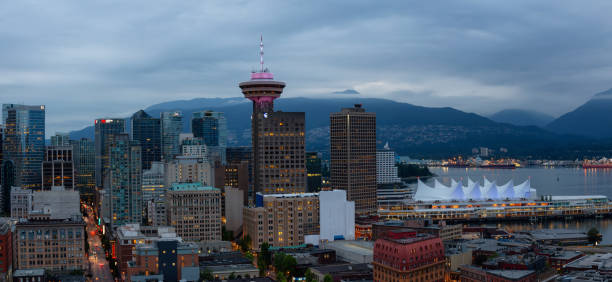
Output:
[
  {"xmin": 373, "ymin": 230, "xmax": 446, "ymax": 282},
  {"xmin": 0, "ymin": 219, "xmax": 11, "ymax": 280}
]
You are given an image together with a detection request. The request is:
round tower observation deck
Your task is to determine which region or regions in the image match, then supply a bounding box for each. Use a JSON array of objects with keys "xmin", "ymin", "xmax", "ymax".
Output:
[{"xmin": 239, "ymin": 35, "xmax": 285, "ymax": 113}]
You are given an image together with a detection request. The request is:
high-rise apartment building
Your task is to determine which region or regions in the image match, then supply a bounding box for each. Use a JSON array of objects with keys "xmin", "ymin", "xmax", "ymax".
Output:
[
  {"xmin": 73, "ymin": 138, "xmax": 95, "ymax": 200},
  {"xmin": 94, "ymin": 118, "xmax": 125, "ymax": 188},
  {"xmin": 131, "ymin": 110, "xmax": 161, "ymax": 170},
  {"xmin": 41, "ymin": 145, "xmax": 75, "ymax": 190},
  {"xmin": 330, "ymin": 104, "xmax": 377, "ymax": 216},
  {"xmin": 376, "ymin": 144, "xmax": 401, "ymax": 184},
  {"xmin": 239, "ymin": 38, "xmax": 306, "ymax": 194},
  {"xmin": 165, "ymin": 156, "xmax": 213, "ymax": 187},
  {"xmin": 243, "ymin": 193, "xmax": 319, "ymax": 250},
  {"xmin": 161, "ymin": 111, "xmax": 183, "ymax": 161},
  {"xmin": 165, "ymin": 183, "xmax": 222, "ymax": 242},
  {"xmin": 180, "ymin": 137, "xmax": 208, "ymax": 160},
  {"xmin": 306, "ymin": 152, "xmax": 322, "ymax": 192},
  {"xmin": 142, "ymin": 161, "xmax": 166, "ymax": 203},
  {"xmin": 192, "ymin": 110, "xmax": 227, "ymax": 164},
  {"xmin": 107, "ymin": 134, "xmax": 142, "ymax": 227},
  {"xmin": 373, "ymin": 231, "xmax": 446, "ymax": 282},
  {"xmin": 50, "ymin": 132, "xmax": 70, "ymax": 146},
  {"xmin": 2, "ymin": 104, "xmax": 46, "ymax": 190}
]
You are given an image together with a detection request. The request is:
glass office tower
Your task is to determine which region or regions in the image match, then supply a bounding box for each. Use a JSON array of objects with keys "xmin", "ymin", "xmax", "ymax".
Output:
[
  {"xmin": 192, "ymin": 111, "xmax": 227, "ymax": 163},
  {"xmin": 73, "ymin": 138, "xmax": 95, "ymax": 200},
  {"xmin": 94, "ymin": 118, "xmax": 125, "ymax": 188},
  {"xmin": 131, "ymin": 110, "xmax": 161, "ymax": 170},
  {"xmin": 2, "ymin": 104, "xmax": 45, "ymax": 190},
  {"xmin": 161, "ymin": 111, "xmax": 182, "ymax": 161}
]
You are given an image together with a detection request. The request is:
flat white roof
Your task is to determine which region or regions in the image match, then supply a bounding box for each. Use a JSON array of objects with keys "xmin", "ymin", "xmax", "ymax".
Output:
[{"xmin": 550, "ymin": 195, "xmax": 608, "ymax": 201}]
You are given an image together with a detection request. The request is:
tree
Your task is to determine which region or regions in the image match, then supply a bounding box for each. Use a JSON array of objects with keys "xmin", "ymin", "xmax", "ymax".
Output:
[
  {"xmin": 257, "ymin": 243, "xmax": 271, "ymax": 276},
  {"xmin": 274, "ymin": 252, "xmax": 298, "ymax": 279},
  {"xmin": 276, "ymin": 272, "xmax": 288, "ymax": 282},
  {"xmin": 228, "ymin": 272, "xmax": 236, "ymax": 279},
  {"xmin": 305, "ymin": 269, "xmax": 316, "ymax": 282},
  {"xmin": 323, "ymin": 274, "xmax": 333, "ymax": 282},
  {"xmin": 222, "ymin": 226, "xmax": 234, "ymax": 241},
  {"xmin": 587, "ymin": 227, "xmax": 600, "ymax": 243},
  {"xmin": 200, "ymin": 269, "xmax": 213, "ymax": 281},
  {"xmin": 240, "ymin": 234, "xmax": 252, "ymax": 252}
]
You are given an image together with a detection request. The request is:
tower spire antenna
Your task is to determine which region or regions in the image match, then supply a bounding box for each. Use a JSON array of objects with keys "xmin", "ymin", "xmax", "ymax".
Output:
[{"xmin": 260, "ymin": 34, "xmax": 264, "ymax": 72}]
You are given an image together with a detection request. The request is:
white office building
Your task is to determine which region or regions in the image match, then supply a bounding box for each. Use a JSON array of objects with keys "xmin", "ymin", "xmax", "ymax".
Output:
[
  {"xmin": 376, "ymin": 144, "xmax": 401, "ymax": 184},
  {"xmin": 306, "ymin": 190, "xmax": 355, "ymax": 245}
]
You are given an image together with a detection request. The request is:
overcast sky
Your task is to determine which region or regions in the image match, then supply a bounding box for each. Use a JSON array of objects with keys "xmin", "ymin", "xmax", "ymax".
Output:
[{"xmin": 1, "ymin": 0, "xmax": 612, "ymax": 135}]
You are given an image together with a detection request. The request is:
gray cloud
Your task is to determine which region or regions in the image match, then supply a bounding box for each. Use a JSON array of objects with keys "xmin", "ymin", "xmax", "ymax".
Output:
[{"xmin": 1, "ymin": 0, "xmax": 612, "ymax": 135}]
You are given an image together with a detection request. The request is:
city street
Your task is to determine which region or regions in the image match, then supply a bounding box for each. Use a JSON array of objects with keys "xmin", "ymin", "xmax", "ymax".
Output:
[{"xmin": 85, "ymin": 210, "xmax": 114, "ymax": 281}]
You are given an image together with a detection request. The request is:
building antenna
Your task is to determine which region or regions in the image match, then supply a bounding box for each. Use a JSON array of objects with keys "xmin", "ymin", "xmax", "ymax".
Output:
[{"xmin": 260, "ymin": 34, "xmax": 264, "ymax": 72}]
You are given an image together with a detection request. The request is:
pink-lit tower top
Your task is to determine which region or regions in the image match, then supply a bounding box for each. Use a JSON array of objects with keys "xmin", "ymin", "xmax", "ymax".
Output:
[{"xmin": 239, "ymin": 35, "xmax": 286, "ymax": 113}]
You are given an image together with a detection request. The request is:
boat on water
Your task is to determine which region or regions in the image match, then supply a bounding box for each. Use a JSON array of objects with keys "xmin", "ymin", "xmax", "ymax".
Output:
[{"xmin": 479, "ymin": 164, "xmax": 517, "ymax": 169}]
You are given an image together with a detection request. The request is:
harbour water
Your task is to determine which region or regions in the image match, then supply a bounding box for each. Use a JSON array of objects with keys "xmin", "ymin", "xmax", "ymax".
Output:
[{"xmin": 425, "ymin": 167, "xmax": 612, "ymax": 244}]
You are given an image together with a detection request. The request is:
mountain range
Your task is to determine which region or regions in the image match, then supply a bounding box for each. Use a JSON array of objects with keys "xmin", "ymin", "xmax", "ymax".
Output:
[
  {"xmin": 488, "ymin": 109, "xmax": 555, "ymax": 128},
  {"xmin": 546, "ymin": 88, "xmax": 612, "ymax": 139},
  {"xmin": 70, "ymin": 95, "xmax": 612, "ymax": 159}
]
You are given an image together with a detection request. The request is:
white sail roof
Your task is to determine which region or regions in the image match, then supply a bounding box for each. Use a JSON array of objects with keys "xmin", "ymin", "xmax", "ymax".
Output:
[{"xmin": 414, "ymin": 178, "xmax": 537, "ymax": 202}]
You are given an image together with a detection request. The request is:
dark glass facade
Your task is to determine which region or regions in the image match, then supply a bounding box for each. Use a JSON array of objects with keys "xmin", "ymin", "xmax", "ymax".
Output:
[
  {"xmin": 2, "ymin": 104, "xmax": 45, "ymax": 190},
  {"xmin": 192, "ymin": 111, "xmax": 227, "ymax": 164},
  {"xmin": 73, "ymin": 138, "xmax": 95, "ymax": 200},
  {"xmin": 131, "ymin": 110, "xmax": 161, "ymax": 170},
  {"xmin": 41, "ymin": 146, "xmax": 74, "ymax": 190},
  {"xmin": 94, "ymin": 118, "xmax": 125, "ymax": 188},
  {"xmin": 161, "ymin": 111, "xmax": 182, "ymax": 161},
  {"xmin": 1, "ymin": 161, "xmax": 13, "ymax": 214},
  {"xmin": 306, "ymin": 152, "xmax": 322, "ymax": 192}
]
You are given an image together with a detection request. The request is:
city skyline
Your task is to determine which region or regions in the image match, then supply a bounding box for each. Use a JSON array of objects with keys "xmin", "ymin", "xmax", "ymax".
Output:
[
  {"xmin": 2, "ymin": 1, "xmax": 612, "ymax": 136},
  {"xmin": 0, "ymin": 3, "xmax": 611, "ymax": 281}
]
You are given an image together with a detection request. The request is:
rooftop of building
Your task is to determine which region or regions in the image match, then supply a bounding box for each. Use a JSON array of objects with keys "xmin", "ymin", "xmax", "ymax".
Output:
[
  {"xmin": 322, "ymin": 240, "xmax": 374, "ymax": 257},
  {"xmin": 550, "ymin": 195, "xmax": 608, "ymax": 201},
  {"xmin": 309, "ymin": 263, "xmax": 372, "ymax": 274},
  {"xmin": 16, "ymin": 217, "xmax": 84, "ymax": 226},
  {"xmin": 483, "ymin": 253, "xmax": 544, "ymax": 267},
  {"xmin": 204, "ymin": 264, "xmax": 259, "ymax": 273},
  {"xmin": 461, "ymin": 239, "xmax": 518, "ymax": 253},
  {"xmin": 565, "ymin": 253, "xmax": 612, "ymax": 270},
  {"xmin": 487, "ymin": 269, "xmax": 535, "ymax": 279},
  {"xmin": 537, "ymin": 248, "xmax": 583, "ymax": 260},
  {"xmin": 383, "ymin": 233, "xmax": 438, "ymax": 245},
  {"xmin": 13, "ymin": 268, "xmax": 45, "ymax": 277},
  {"xmin": 461, "ymin": 265, "xmax": 535, "ymax": 279},
  {"xmin": 528, "ymin": 229, "xmax": 588, "ymax": 241},
  {"xmin": 169, "ymin": 182, "xmax": 219, "ymax": 192},
  {"xmin": 259, "ymin": 192, "xmax": 319, "ymax": 198},
  {"xmin": 560, "ymin": 270, "xmax": 612, "ymax": 281},
  {"xmin": 199, "ymin": 252, "xmax": 253, "ymax": 267},
  {"xmin": 116, "ymin": 224, "xmax": 177, "ymax": 240},
  {"xmin": 227, "ymin": 278, "xmax": 275, "ymax": 282}
]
